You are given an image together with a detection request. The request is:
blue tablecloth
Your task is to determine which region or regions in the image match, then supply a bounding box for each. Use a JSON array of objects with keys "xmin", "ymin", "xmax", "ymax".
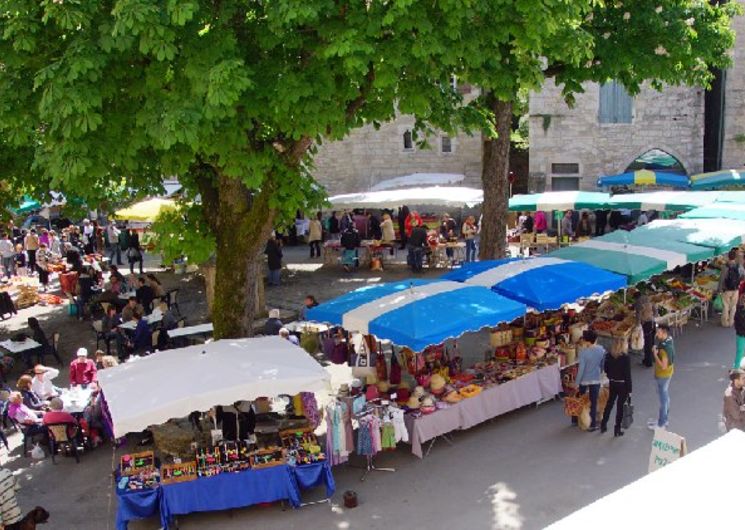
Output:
[
  {"xmin": 116, "ymin": 462, "xmax": 335, "ymax": 529},
  {"xmin": 116, "ymin": 486, "xmax": 161, "ymax": 530},
  {"xmin": 292, "ymin": 462, "xmax": 335, "ymax": 498}
]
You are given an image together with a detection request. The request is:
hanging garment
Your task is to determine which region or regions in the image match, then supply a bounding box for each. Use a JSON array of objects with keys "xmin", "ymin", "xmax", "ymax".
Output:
[
  {"xmin": 301, "ymin": 392, "xmax": 320, "ymax": 429},
  {"xmin": 357, "ymin": 417, "xmax": 375, "ymax": 456},
  {"xmin": 381, "ymin": 422, "xmax": 396, "ymax": 451},
  {"xmin": 388, "ymin": 407, "xmax": 409, "ymax": 443}
]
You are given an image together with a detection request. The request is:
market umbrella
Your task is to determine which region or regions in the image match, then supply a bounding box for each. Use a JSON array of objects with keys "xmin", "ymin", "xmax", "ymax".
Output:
[
  {"xmin": 679, "ymin": 202, "xmax": 745, "ymax": 222},
  {"xmin": 370, "ymin": 173, "xmax": 465, "ymax": 191},
  {"xmin": 599, "ymin": 230, "xmax": 714, "ymax": 264},
  {"xmin": 8, "ymin": 196, "xmax": 41, "ymax": 215},
  {"xmin": 305, "ymin": 279, "xmax": 526, "ymax": 351},
  {"xmin": 508, "ymin": 191, "xmax": 610, "ymax": 212},
  {"xmin": 597, "ymin": 170, "xmax": 688, "ymax": 188},
  {"xmin": 633, "ymin": 219, "xmax": 745, "ymax": 255},
  {"xmin": 606, "ymin": 191, "xmax": 721, "ymax": 212},
  {"xmin": 328, "ymin": 186, "xmax": 483, "ymax": 209},
  {"xmin": 113, "ymin": 197, "xmax": 178, "ymax": 222},
  {"xmin": 98, "ymin": 337, "xmax": 330, "ymax": 438},
  {"xmin": 441, "ymin": 258, "xmax": 626, "ymax": 311},
  {"xmin": 549, "ymin": 242, "xmax": 668, "ymax": 284},
  {"xmin": 690, "ymin": 169, "xmax": 745, "ymax": 190}
]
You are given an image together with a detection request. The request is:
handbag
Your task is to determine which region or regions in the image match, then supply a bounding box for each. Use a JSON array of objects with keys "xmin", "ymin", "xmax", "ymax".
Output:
[
  {"xmin": 713, "ymin": 293, "xmax": 724, "ymax": 313},
  {"xmin": 621, "ymin": 396, "xmax": 634, "ymax": 429}
]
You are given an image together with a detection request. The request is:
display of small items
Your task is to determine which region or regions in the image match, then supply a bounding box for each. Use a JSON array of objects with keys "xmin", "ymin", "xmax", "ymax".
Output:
[
  {"xmin": 118, "ymin": 451, "xmax": 160, "ymax": 491},
  {"xmin": 280, "ymin": 428, "xmax": 325, "ymax": 466},
  {"xmin": 195, "ymin": 441, "xmax": 252, "ymax": 477},
  {"xmin": 249, "ymin": 447, "xmax": 286, "ymax": 469},
  {"xmin": 161, "ymin": 461, "xmax": 198, "ymax": 485}
]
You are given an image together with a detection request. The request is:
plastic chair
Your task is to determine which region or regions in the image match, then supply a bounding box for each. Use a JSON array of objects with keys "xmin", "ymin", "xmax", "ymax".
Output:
[
  {"xmin": 46, "ymin": 422, "xmax": 81, "ymax": 463},
  {"xmin": 92, "ymin": 320, "xmax": 109, "ymax": 354}
]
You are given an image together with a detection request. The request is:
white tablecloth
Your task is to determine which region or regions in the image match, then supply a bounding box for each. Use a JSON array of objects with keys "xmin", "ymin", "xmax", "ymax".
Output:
[
  {"xmin": 404, "ymin": 363, "xmax": 562, "ymax": 458},
  {"xmin": 168, "ymin": 323, "xmax": 214, "ymax": 338},
  {"xmin": 0, "ymin": 338, "xmax": 41, "ymax": 354},
  {"xmin": 60, "ymin": 387, "xmax": 93, "ymax": 414}
]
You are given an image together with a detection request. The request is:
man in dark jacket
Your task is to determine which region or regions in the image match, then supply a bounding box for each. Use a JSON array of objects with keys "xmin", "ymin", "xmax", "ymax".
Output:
[
  {"xmin": 135, "ymin": 276, "xmax": 155, "ymax": 314},
  {"xmin": 265, "ymin": 234, "xmax": 283, "ymax": 286},
  {"xmin": 398, "ymin": 206, "xmax": 410, "ymax": 249},
  {"xmin": 407, "ymin": 220, "xmax": 427, "ymax": 272}
]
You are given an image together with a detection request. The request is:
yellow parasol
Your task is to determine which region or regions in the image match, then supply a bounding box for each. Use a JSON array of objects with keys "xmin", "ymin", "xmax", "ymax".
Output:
[{"xmin": 113, "ymin": 198, "xmax": 178, "ymax": 222}]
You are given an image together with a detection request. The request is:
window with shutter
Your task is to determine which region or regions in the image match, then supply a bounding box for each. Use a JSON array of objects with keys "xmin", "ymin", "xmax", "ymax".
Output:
[
  {"xmin": 441, "ymin": 136, "xmax": 452, "ymax": 153},
  {"xmin": 599, "ymin": 81, "xmax": 633, "ymax": 124},
  {"xmin": 403, "ymin": 130, "xmax": 413, "ymax": 150}
]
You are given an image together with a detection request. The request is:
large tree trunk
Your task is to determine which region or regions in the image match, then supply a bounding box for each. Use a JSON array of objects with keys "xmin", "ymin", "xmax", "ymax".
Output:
[
  {"xmin": 479, "ymin": 94, "xmax": 512, "ymax": 260},
  {"xmin": 211, "ymin": 175, "xmax": 276, "ymax": 339}
]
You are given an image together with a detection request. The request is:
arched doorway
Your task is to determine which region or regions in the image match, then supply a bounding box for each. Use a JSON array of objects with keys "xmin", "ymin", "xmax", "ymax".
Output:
[{"xmin": 625, "ymin": 148, "xmax": 685, "ymax": 173}]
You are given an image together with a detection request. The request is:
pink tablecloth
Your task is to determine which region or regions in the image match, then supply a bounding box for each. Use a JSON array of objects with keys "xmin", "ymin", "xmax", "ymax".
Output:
[{"xmin": 404, "ymin": 363, "xmax": 562, "ymax": 458}]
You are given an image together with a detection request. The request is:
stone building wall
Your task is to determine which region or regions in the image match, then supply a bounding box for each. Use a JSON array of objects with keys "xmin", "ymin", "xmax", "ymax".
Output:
[
  {"xmin": 528, "ymin": 80, "xmax": 705, "ymax": 192},
  {"xmin": 311, "ymin": 115, "xmax": 483, "ymax": 195},
  {"xmin": 722, "ymin": 2, "xmax": 745, "ymax": 170}
]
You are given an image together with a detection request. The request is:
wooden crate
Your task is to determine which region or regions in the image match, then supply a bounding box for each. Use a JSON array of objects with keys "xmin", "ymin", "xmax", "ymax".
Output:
[
  {"xmin": 161, "ymin": 461, "xmax": 198, "ymax": 485},
  {"xmin": 120, "ymin": 451, "xmax": 155, "ymax": 476}
]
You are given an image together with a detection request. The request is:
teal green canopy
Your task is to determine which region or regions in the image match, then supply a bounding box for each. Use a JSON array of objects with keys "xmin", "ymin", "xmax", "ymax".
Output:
[
  {"xmin": 606, "ymin": 191, "xmax": 721, "ymax": 212},
  {"xmin": 509, "ymin": 191, "xmax": 610, "ymax": 212},
  {"xmin": 679, "ymin": 203, "xmax": 745, "ymax": 222},
  {"xmin": 598, "ymin": 230, "xmax": 714, "ymax": 263},
  {"xmin": 8, "ymin": 196, "xmax": 41, "ymax": 215},
  {"xmin": 633, "ymin": 219, "xmax": 745, "ymax": 255},
  {"xmin": 549, "ymin": 244, "xmax": 666, "ymax": 284}
]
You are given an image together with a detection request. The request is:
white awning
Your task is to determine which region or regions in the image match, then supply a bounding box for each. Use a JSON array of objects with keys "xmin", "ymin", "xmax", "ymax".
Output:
[
  {"xmin": 98, "ymin": 336, "xmax": 331, "ymax": 438},
  {"xmin": 328, "ymin": 186, "xmax": 483, "ymax": 209},
  {"xmin": 370, "ymin": 173, "xmax": 465, "ymax": 191}
]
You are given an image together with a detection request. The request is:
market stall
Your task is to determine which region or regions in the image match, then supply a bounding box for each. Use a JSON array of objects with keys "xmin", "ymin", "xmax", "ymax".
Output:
[
  {"xmin": 690, "ymin": 168, "xmax": 745, "ymax": 189},
  {"xmin": 631, "ymin": 218, "xmax": 745, "ymax": 255},
  {"xmin": 442, "ymin": 258, "xmax": 626, "ymax": 311},
  {"xmin": 327, "ymin": 186, "xmax": 483, "ymax": 210},
  {"xmin": 597, "ymin": 170, "xmax": 689, "ymax": 189},
  {"xmin": 604, "ymin": 190, "xmax": 721, "ymax": 212},
  {"xmin": 508, "ymin": 191, "xmax": 610, "ymax": 212},
  {"xmin": 100, "ymin": 337, "xmax": 334, "ymax": 530},
  {"xmin": 305, "ymin": 279, "xmax": 526, "ymax": 351}
]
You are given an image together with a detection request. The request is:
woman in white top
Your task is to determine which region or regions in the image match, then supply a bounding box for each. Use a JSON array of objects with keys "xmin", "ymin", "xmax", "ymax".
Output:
[
  {"xmin": 380, "ymin": 213, "xmax": 395, "ymax": 243},
  {"xmin": 31, "ymin": 364, "xmax": 60, "ymax": 400}
]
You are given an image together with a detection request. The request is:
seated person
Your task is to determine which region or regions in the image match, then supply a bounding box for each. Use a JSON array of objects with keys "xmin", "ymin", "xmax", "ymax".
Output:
[
  {"xmin": 31, "ymin": 364, "xmax": 60, "ymax": 400},
  {"xmin": 279, "ymin": 327, "xmax": 300, "ymax": 346},
  {"xmin": 121, "ymin": 296, "xmax": 144, "ymax": 323},
  {"xmin": 69, "ymin": 348, "xmax": 97, "ymax": 387},
  {"xmin": 76, "ymin": 266, "xmax": 96, "ymax": 319},
  {"xmin": 27, "ymin": 317, "xmax": 61, "ymax": 368},
  {"xmin": 16, "ymin": 375, "xmax": 46, "ymax": 411},
  {"xmin": 263, "ymin": 309, "xmax": 283, "ymax": 336},
  {"xmin": 82, "ymin": 383, "xmax": 106, "ymax": 446},
  {"xmin": 158, "ymin": 302, "xmax": 179, "ymax": 350},
  {"xmin": 109, "ymin": 264, "xmax": 126, "ymax": 284},
  {"xmin": 126, "ymin": 310, "xmax": 152, "ymax": 356},
  {"xmin": 146, "ymin": 274, "xmax": 166, "ymax": 298},
  {"xmin": 340, "ymin": 226, "xmax": 360, "ymax": 272},
  {"xmin": 43, "ymin": 397, "xmax": 80, "ymax": 444},
  {"xmin": 101, "ymin": 305, "xmax": 122, "ymax": 352},
  {"xmin": 7, "ymin": 392, "xmax": 45, "ymax": 437},
  {"xmin": 135, "ymin": 276, "xmax": 155, "ymax": 314},
  {"xmin": 94, "ymin": 349, "xmax": 119, "ymax": 370},
  {"xmin": 298, "ymin": 295, "xmax": 318, "ymax": 321}
]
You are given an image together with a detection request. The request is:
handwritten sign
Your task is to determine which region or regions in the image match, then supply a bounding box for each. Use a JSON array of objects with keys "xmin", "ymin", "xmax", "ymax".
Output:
[{"xmin": 648, "ymin": 429, "xmax": 687, "ymax": 472}]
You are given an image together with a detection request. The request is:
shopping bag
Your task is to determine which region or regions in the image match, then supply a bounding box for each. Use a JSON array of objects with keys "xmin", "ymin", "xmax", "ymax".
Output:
[
  {"xmin": 621, "ymin": 397, "xmax": 634, "ymax": 429},
  {"xmin": 713, "ymin": 294, "xmax": 724, "ymax": 313},
  {"xmin": 630, "ymin": 325, "xmax": 644, "ymax": 351},
  {"xmin": 31, "ymin": 443, "xmax": 45, "ymax": 459}
]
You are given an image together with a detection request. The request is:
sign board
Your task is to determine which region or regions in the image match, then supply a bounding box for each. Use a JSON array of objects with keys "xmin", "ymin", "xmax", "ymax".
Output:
[{"xmin": 648, "ymin": 428, "xmax": 687, "ymax": 472}]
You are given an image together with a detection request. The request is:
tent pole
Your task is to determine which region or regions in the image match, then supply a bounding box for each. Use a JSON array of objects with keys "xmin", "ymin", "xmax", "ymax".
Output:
[{"xmin": 623, "ymin": 288, "xmax": 627, "ymax": 305}]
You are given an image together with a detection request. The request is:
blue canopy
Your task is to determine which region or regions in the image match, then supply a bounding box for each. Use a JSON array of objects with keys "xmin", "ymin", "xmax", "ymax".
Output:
[
  {"xmin": 305, "ymin": 279, "xmax": 526, "ymax": 351},
  {"xmin": 597, "ymin": 170, "xmax": 688, "ymax": 188},
  {"xmin": 442, "ymin": 258, "xmax": 627, "ymax": 311}
]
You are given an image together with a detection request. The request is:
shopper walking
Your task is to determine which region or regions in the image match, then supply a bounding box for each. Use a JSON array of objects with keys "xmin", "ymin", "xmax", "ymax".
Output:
[
  {"xmin": 576, "ymin": 330, "xmax": 606, "ymax": 432},
  {"xmin": 462, "ymin": 216, "xmax": 478, "ymax": 262},
  {"xmin": 127, "ymin": 229, "xmax": 144, "ymax": 275},
  {"xmin": 735, "ymin": 293, "xmax": 745, "ymax": 369},
  {"xmin": 649, "ymin": 324, "xmax": 675, "ymax": 430},
  {"xmin": 107, "ymin": 222, "xmax": 123, "ymax": 265},
  {"xmin": 407, "ymin": 218, "xmax": 427, "ymax": 273},
  {"xmin": 308, "ymin": 212, "xmax": 323, "ymax": 259},
  {"xmin": 720, "ymin": 249, "xmax": 741, "ymax": 327},
  {"xmin": 723, "ymin": 369, "xmax": 745, "ymax": 432},
  {"xmin": 636, "ymin": 293, "xmax": 656, "ymax": 368},
  {"xmin": 24, "ymin": 228, "xmax": 39, "ymax": 274},
  {"xmin": 0, "ymin": 232, "xmax": 14, "ymax": 279},
  {"xmin": 600, "ymin": 341, "xmax": 632, "ymax": 437},
  {"xmin": 265, "ymin": 233, "xmax": 283, "ymax": 286}
]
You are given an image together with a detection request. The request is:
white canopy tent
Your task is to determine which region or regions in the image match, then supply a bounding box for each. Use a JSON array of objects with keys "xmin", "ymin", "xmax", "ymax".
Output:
[
  {"xmin": 98, "ymin": 337, "xmax": 331, "ymax": 438},
  {"xmin": 370, "ymin": 173, "xmax": 465, "ymax": 191},
  {"xmin": 546, "ymin": 430, "xmax": 745, "ymax": 529},
  {"xmin": 328, "ymin": 186, "xmax": 483, "ymax": 209}
]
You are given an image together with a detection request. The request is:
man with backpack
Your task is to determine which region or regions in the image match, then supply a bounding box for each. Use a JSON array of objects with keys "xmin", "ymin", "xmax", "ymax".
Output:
[{"xmin": 720, "ymin": 249, "xmax": 742, "ymax": 328}]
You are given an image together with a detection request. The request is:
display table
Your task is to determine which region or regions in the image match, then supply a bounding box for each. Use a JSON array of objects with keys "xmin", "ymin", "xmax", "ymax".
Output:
[
  {"xmin": 405, "ymin": 363, "xmax": 562, "ymax": 458},
  {"xmin": 115, "ymin": 462, "xmax": 335, "ymax": 530}
]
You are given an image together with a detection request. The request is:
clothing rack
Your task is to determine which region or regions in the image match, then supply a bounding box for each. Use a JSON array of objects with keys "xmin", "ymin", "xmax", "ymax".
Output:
[{"xmin": 352, "ymin": 400, "xmax": 396, "ymax": 481}]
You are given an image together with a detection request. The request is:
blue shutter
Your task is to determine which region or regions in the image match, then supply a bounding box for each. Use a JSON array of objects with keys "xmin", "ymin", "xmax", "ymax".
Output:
[
  {"xmin": 614, "ymin": 82, "xmax": 633, "ymax": 123},
  {"xmin": 598, "ymin": 83, "xmax": 613, "ymax": 123}
]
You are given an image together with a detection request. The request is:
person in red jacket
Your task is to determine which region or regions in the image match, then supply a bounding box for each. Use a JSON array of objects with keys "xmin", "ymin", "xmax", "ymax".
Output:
[
  {"xmin": 69, "ymin": 348, "xmax": 97, "ymax": 388},
  {"xmin": 404, "ymin": 211, "xmax": 423, "ymax": 237}
]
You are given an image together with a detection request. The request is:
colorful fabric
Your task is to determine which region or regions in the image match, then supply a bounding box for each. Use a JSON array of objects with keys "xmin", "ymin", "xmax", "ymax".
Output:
[
  {"xmin": 381, "ymin": 422, "xmax": 396, "ymax": 450},
  {"xmin": 300, "ymin": 392, "xmax": 320, "ymax": 429}
]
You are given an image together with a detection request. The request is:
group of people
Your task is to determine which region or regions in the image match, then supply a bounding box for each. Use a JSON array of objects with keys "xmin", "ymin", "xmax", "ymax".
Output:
[
  {"xmin": 516, "ymin": 209, "xmax": 656, "ymax": 239},
  {"xmin": 575, "ymin": 324, "xmax": 675, "ymax": 436},
  {"xmin": 7, "ymin": 347, "xmax": 113, "ymax": 456}
]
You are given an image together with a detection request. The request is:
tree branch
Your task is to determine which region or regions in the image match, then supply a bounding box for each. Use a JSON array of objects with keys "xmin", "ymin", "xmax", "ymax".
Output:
[
  {"xmin": 192, "ymin": 160, "xmax": 220, "ymax": 232},
  {"xmin": 543, "ymin": 62, "xmax": 566, "ymax": 79},
  {"xmin": 345, "ymin": 63, "xmax": 376, "ymax": 121}
]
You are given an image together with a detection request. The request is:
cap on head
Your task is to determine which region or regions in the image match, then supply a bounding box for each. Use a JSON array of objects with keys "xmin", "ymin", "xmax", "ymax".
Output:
[{"xmin": 76, "ymin": 347, "xmax": 88, "ymax": 357}]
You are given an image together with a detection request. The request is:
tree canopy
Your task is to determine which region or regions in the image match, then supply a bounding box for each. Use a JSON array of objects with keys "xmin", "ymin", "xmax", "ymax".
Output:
[{"xmin": 0, "ymin": 0, "xmax": 739, "ymax": 334}]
